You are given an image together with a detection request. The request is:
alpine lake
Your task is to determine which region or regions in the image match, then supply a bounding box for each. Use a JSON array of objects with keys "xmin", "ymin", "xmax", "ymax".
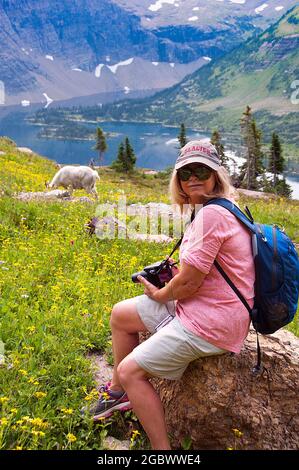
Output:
[{"xmin": 0, "ymin": 105, "xmax": 298, "ymax": 199}]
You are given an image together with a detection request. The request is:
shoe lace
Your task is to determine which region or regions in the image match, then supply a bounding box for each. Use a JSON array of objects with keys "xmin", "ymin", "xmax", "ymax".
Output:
[{"xmin": 99, "ymin": 381, "xmax": 111, "ymax": 394}]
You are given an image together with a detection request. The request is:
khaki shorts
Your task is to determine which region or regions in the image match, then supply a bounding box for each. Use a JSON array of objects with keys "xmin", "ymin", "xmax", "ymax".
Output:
[{"xmin": 132, "ymin": 294, "xmax": 227, "ymax": 381}]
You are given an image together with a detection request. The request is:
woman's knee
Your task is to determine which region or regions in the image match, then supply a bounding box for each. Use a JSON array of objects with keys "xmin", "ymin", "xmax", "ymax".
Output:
[
  {"xmin": 117, "ymin": 356, "xmax": 146, "ymax": 387},
  {"xmin": 117, "ymin": 359, "xmax": 130, "ymax": 387},
  {"xmin": 110, "ymin": 302, "xmax": 123, "ymax": 329},
  {"xmin": 109, "ymin": 298, "xmax": 147, "ymax": 333}
]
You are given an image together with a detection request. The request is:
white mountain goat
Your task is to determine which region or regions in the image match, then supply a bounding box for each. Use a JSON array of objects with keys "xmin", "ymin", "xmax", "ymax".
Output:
[{"xmin": 46, "ymin": 165, "xmax": 100, "ymax": 199}]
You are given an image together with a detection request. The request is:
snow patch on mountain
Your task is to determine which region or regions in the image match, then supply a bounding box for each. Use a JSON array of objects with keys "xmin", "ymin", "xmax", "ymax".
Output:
[
  {"xmin": 43, "ymin": 93, "xmax": 53, "ymax": 109},
  {"xmin": 95, "ymin": 64, "xmax": 105, "ymax": 78},
  {"xmin": 107, "ymin": 58, "xmax": 134, "ymax": 74},
  {"xmin": 149, "ymin": 0, "xmax": 179, "ymax": 12},
  {"xmin": 255, "ymin": 4, "xmax": 268, "ymax": 14}
]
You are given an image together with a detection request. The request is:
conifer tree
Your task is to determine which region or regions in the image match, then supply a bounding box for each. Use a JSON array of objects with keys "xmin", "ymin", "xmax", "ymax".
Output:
[
  {"xmin": 94, "ymin": 127, "xmax": 107, "ymax": 165},
  {"xmin": 112, "ymin": 137, "xmax": 136, "ymax": 173},
  {"xmin": 267, "ymin": 133, "xmax": 292, "ymax": 197},
  {"xmin": 124, "ymin": 137, "xmax": 136, "ymax": 173},
  {"xmin": 210, "ymin": 129, "xmax": 229, "ymax": 169},
  {"xmin": 239, "ymin": 106, "xmax": 264, "ymax": 190},
  {"xmin": 268, "ymin": 132, "xmax": 284, "ymax": 186},
  {"xmin": 111, "ymin": 142, "xmax": 125, "ymax": 172},
  {"xmin": 178, "ymin": 123, "xmax": 187, "ymax": 149}
]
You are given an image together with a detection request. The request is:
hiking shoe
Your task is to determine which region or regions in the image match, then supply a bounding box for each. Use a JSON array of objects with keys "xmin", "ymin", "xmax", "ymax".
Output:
[{"xmin": 82, "ymin": 383, "xmax": 132, "ymax": 420}]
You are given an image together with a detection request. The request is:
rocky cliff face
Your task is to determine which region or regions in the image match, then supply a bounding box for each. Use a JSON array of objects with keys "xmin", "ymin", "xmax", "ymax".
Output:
[
  {"xmin": 114, "ymin": 0, "xmax": 299, "ymax": 29},
  {"xmin": 0, "ymin": 0, "xmax": 162, "ymax": 98},
  {"xmin": 0, "ymin": 0, "xmax": 297, "ymax": 104},
  {"xmin": 88, "ymin": 5, "xmax": 298, "ymax": 144}
]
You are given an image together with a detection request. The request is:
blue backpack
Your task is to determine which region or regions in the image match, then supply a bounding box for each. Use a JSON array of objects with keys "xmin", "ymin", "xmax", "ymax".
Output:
[{"xmin": 205, "ymin": 198, "xmax": 299, "ymax": 340}]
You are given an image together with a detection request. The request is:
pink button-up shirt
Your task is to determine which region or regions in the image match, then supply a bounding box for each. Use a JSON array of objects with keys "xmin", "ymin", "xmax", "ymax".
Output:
[{"xmin": 176, "ymin": 203, "xmax": 255, "ymax": 353}]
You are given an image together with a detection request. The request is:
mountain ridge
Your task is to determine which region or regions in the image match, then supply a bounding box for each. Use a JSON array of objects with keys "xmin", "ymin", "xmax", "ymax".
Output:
[
  {"xmin": 70, "ymin": 5, "xmax": 298, "ymax": 145},
  {"xmin": 0, "ymin": 0, "xmax": 297, "ymax": 106}
]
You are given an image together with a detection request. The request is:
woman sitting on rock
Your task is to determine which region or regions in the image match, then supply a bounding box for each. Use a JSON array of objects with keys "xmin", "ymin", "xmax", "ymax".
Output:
[{"xmin": 84, "ymin": 140, "xmax": 255, "ymax": 450}]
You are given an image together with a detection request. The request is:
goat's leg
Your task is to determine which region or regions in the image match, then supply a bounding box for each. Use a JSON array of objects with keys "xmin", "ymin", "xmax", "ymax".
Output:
[
  {"xmin": 66, "ymin": 185, "xmax": 73, "ymax": 196},
  {"xmin": 90, "ymin": 187, "xmax": 98, "ymax": 200}
]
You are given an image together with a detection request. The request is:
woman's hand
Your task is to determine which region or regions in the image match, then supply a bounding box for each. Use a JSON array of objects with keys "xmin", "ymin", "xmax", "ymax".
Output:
[
  {"xmin": 138, "ymin": 262, "xmax": 206, "ymax": 303},
  {"xmin": 168, "ymin": 258, "xmax": 179, "ymax": 277},
  {"xmin": 137, "ymin": 275, "xmax": 161, "ymax": 302}
]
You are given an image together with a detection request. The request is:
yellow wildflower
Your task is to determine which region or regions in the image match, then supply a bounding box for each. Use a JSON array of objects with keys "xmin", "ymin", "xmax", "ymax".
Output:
[
  {"xmin": 0, "ymin": 417, "xmax": 8, "ymax": 426},
  {"xmin": 31, "ymin": 430, "xmax": 45, "ymax": 437},
  {"xmin": 28, "ymin": 377, "xmax": 38, "ymax": 384},
  {"xmin": 67, "ymin": 433, "xmax": 77, "ymax": 443},
  {"xmin": 10, "ymin": 408, "xmax": 18, "ymax": 414},
  {"xmin": 84, "ymin": 389, "xmax": 99, "ymax": 401},
  {"xmin": 232, "ymin": 428, "xmax": 243, "ymax": 438},
  {"xmin": 34, "ymin": 392, "xmax": 47, "ymax": 399},
  {"xmin": 26, "ymin": 326, "xmax": 36, "ymax": 334},
  {"xmin": 31, "ymin": 418, "xmax": 48, "ymax": 428},
  {"xmin": 61, "ymin": 408, "xmax": 74, "ymax": 415},
  {"xmin": 12, "ymin": 358, "xmax": 20, "ymax": 367},
  {"xmin": 0, "ymin": 396, "xmax": 9, "ymax": 404}
]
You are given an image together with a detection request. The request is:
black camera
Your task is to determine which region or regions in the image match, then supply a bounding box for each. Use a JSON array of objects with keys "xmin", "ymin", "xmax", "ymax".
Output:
[{"xmin": 132, "ymin": 259, "xmax": 175, "ymax": 289}]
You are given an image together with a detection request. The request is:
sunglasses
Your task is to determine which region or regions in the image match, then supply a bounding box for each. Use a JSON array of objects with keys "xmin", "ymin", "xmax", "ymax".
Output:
[{"xmin": 177, "ymin": 166, "xmax": 213, "ymax": 182}]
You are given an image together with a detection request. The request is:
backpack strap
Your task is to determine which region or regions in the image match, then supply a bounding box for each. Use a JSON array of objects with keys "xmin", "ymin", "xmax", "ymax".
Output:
[
  {"xmin": 213, "ymin": 259, "xmax": 252, "ymax": 314},
  {"xmin": 204, "ymin": 198, "xmax": 255, "ymax": 316},
  {"xmin": 204, "ymin": 198, "xmax": 257, "ymax": 234},
  {"xmin": 205, "ymin": 198, "xmax": 263, "ymax": 373}
]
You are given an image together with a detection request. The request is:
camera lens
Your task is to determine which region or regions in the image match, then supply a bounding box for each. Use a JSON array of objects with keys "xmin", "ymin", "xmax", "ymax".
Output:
[{"xmin": 131, "ymin": 270, "xmax": 147, "ymax": 283}]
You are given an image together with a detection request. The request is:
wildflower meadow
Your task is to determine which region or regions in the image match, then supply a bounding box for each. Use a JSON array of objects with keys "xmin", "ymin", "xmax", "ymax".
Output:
[{"xmin": 0, "ymin": 137, "xmax": 298, "ymax": 450}]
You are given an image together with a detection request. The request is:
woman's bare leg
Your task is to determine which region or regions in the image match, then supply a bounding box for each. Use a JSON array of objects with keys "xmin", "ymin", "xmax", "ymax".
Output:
[
  {"xmin": 109, "ymin": 298, "xmax": 147, "ymax": 391},
  {"xmin": 117, "ymin": 355, "xmax": 171, "ymax": 450}
]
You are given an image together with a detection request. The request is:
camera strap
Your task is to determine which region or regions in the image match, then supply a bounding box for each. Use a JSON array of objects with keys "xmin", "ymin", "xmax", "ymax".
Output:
[{"xmin": 165, "ymin": 209, "xmax": 195, "ymax": 260}]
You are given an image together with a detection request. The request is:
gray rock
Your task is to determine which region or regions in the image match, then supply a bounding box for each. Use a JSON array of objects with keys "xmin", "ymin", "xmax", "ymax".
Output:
[
  {"xmin": 17, "ymin": 147, "xmax": 33, "ymax": 154},
  {"xmin": 129, "ymin": 233, "xmax": 173, "ymax": 243},
  {"xmin": 102, "ymin": 436, "xmax": 130, "ymax": 451},
  {"xmin": 16, "ymin": 190, "xmax": 71, "ymax": 201},
  {"xmin": 69, "ymin": 196, "xmax": 94, "ymax": 204}
]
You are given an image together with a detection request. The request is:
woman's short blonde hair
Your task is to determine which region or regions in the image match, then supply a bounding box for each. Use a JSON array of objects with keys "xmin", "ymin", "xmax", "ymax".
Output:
[{"xmin": 169, "ymin": 165, "xmax": 237, "ymax": 213}]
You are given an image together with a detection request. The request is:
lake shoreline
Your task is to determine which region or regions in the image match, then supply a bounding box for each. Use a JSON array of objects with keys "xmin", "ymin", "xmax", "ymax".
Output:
[{"xmin": 1, "ymin": 114, "xmax": 298, "ymax": 198}]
